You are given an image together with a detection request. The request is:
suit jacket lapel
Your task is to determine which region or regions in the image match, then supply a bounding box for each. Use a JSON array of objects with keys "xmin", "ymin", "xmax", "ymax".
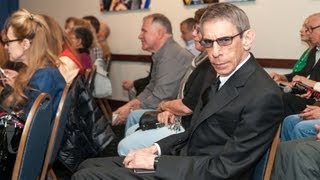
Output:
[{"xmin": 192, "ymin": 55, "xmax": 257, "ymax": 130}]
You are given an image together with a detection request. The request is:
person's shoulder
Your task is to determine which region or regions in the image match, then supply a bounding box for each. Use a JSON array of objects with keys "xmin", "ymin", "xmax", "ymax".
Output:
[
  {"xmin": 35, "ymin": 66, "xmax": 60, "ymax": 74},
  {"xmin": 33, "ymin": 67, "xmax": 65, "ymax": 82}
]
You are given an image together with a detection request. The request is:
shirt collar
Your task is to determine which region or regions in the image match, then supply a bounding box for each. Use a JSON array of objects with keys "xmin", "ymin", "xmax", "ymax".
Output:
[{"xmin": 218, "ymin": 54, "xmax": 251, "ymax": 88}]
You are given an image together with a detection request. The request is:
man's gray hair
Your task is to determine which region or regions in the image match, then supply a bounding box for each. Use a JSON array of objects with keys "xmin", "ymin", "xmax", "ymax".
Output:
[
  {"xmin": 200, "ymin": 3, "xmax": 250, "ymax": 34},
  {"xmin": 144, "ymin": 13, "xmax": 173, "ymax": 34}
]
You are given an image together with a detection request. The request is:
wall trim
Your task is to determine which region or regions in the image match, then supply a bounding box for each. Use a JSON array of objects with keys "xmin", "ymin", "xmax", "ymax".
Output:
[{"xmin": 111, "ymin": 54, "xmax": 296, "ymax": 69}]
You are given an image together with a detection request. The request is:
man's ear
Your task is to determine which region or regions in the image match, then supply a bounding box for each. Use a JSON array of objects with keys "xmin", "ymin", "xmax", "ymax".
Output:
[
  {"xmin": 242, "ymin": 29, "xmax": 255, "ymax": 51},
  {"xmin": 22, "ymin": 39, "xmax": 31, "ymax": 50},
  {"xmin": 156, "ymin": 27, "xmax": 166, "ymax": 39}
]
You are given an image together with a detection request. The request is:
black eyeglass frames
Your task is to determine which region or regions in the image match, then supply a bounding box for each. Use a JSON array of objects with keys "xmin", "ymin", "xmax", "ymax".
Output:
[
  {"xmin": 306, "ymin": 25, "xmax": 320, "ymax": 33},
  {"xmin": 1, "ymin": 38, "xmax": 23, "ymax": 46},
  {"xmin": 200, "ymin": 30, "xmax": 246, "ymax": 48}
]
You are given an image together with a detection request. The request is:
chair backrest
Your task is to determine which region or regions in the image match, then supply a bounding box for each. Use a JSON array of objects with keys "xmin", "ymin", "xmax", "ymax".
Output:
[
  {"xmin": 263, "ymin": 125, "xmax": 281, "ymax": 180},
  {"xmin": 252, "ymin": 126, "xmax": 281, "ymax": 180},
  {"xmin": 12, "ymin": 93, "xmax": 52, "ymax": 180},
  {"xmin": 40, "ymin": 82, "xmax": 73, "ymax": 180}
]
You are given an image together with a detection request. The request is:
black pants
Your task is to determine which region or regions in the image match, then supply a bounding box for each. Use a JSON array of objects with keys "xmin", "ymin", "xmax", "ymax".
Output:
[
  {"xmin": 282, "ymin": 93, "xmax": 316, "ymax": 117},
  {"xmin": 71, "ymin": 157, "xmax": 157, "ymax": 180}
]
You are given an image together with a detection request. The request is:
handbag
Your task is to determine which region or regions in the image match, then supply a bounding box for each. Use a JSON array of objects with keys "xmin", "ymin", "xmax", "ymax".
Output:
[
  {"xmin": 0, "ymin": 110, "xmax": 24, "ymax": 173},
  {"xmin": 92, "ymin": 58, "xmax": 112, "ymax": 98},
  {"xmin": 138, "ymin": 111, "xmax": 164, "ymax": 131}
]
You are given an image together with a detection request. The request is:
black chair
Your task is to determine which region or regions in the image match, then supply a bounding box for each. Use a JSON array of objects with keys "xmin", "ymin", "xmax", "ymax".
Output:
[
  {"xmin": 40, "ymin": 82, "xmax": 73, "ymax": 180},
  {"xmin": 12, "ymin": 93, "xmax": 52, "ymax": 180},
  {"xmin": 252, "ymin": 126, "xmax": 281, "ymax": 180}
]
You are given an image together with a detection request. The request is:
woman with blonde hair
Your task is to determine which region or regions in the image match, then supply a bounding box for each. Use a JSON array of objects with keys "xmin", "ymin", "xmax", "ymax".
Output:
[{"xmin": 1, "ymin": 9, "xmax": 65, "ymax": 178}]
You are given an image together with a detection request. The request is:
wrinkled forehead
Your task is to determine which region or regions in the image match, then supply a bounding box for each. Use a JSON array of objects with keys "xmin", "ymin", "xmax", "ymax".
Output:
[
  {"xmin": 307, "ymin": 16, "xmax": 320, "ymax": 26},
  {"xmin": 201, "ymin": 19, "xmax": 238, "ymax": 35}
]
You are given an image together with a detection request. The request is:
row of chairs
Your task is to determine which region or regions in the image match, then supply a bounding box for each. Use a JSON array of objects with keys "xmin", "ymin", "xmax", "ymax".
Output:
[
  {"xmin": 12, "ymin": 82, "xmax": 72, "ymax": 180},
  {"xmin": 12, "ymin": 66, "xmax": 114, "ymax": 179},
  {"xmin": 11, "ymin": 65, "xmax": 280, "ymax": 179}
]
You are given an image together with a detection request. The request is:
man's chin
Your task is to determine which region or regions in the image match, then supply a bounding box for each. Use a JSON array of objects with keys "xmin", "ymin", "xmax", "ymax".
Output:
[{"xmin": 215, "ymin": 68, "xmax": 233, "ymax": 77}]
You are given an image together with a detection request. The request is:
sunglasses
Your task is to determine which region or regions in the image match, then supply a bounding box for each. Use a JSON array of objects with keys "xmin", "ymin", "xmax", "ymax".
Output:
[
  {"xmin": 200, "ymin": 30, "xmax": 246, "ymax": 48},
  {"xmin": 1, "ymin": 38, "xmax": 23, "ymax": 46}
]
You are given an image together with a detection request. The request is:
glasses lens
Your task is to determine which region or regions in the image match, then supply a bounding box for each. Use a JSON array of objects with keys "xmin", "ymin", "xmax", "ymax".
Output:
[
  {"xmin": 200, "ymin": 39, "xmax": 213, "ymax": 48},
  {"xmin": 216, "ymin": 37, "xmax": 232, "ymax": 46}
]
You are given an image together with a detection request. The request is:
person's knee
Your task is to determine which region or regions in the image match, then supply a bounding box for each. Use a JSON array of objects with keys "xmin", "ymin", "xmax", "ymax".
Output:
[
  {"xmin": 117, "ymin": 138, "xmax": 130, "ymax": 156},
  {"xmin": 125, "ymin": 110, "xmax": 143, "ymax": 130},
  {"xmin": 78, "ymin": 158, "xmax": 96, "ymax": 170},
  {"xmin": 293, "ymin": 123, "xmax": 314, "ymax": 139}
]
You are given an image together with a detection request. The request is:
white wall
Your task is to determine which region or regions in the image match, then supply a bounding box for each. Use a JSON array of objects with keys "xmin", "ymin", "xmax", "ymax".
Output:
[
  {"xmin": 19, "ymin": 0, "xmax": 320, "ymax": 100},
  {"xmin": 20, "ymin": 0, "xmax": 320, "ymax": 58}
]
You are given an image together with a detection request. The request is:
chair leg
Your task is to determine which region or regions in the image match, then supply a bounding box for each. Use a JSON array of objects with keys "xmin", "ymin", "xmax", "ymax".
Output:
[
  {"xmin": 102, "ymin": 98, "xmax": 113, "ymax": 117},
  {"xmin": 48, "ymin": 168, "xmax": 57, "ymax": 180},
  {"xmin": 263, "ymin": 126, "xmax": 281, "ymax": 180},
  {"xmin": 96, "ymin": 98, "xmax": 112, "ymax": 120}
]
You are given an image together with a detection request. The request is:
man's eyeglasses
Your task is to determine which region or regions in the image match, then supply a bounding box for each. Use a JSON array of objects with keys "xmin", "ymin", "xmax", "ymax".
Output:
[
  {"xmin": 1, "ymin": 38, "xmax": 22, "ymax": 46},
  {"xmin": 200, "ymin": 31, "xmax": 245, "ymax": 48},
  {"xmin": 306, "ymin": 25, "xmax": 320, "ymax": 33}
]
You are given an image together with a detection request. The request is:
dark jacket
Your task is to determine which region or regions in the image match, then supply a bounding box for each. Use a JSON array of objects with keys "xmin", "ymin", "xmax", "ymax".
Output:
[
  {"xmin": 57, "ymin": 75, "xmax": 114, "ymax": 173},
  {"xmin": 156, "ymin": 55, "xmax": 284, "ymax": 180}
]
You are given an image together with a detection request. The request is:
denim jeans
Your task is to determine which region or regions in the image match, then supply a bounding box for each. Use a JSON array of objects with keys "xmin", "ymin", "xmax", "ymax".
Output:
[
  {"xmin": 125, "ymin": 109, "xmax": 154, "ymax": 132},
  {"xmin": 118, "ymin": 124, "xmax": 185, "ymax": 156},
  {"xmin": 281, "ymin": 114, "xmax": 320, "ymax": 141}
]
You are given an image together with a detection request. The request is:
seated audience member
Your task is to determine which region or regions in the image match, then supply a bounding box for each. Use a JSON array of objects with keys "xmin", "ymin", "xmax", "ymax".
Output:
[
  {"xmin": 65, "ymin": 17, "xmax": 102, "ymax": 62},
  {"xmin": 69, "ymin": 26, "xmax": 94, "ymax": 70},
  {"xmin": 42, "ymin": 14, "xmax": 84, "ymax": 83},
  {"xmin": 1, "ymin": 9, "xmax": 65, "ymax": 179},
  {"xmin": 271, "ymin": 124, "xmax": 320, "ymax": 180},
  {"xmin": 269, "ymin": 13, "xmax": 320, "ymax": 116},
  {"xmin": 270, "ymin": 15, "xmax": 316, "ymax": 82},
  {"xmin": 97, "ymin": 21, "xmax": 111, "ymax": 60},
  {"xmin": 180, "ymin": 17, "xmax": 200, "ymax": 56},
  {"xmin": 281, "ymin": 75, "xmax": 320, "ymax": 141},
  {"xmin": 112, "ymin": 13, "xmax": 193, "ymax": 127},
  {"xmin": 65, "ymin": 17, "xmax": 81, "ymax": 33},
  {"xmin": 117, "ymin": 7, "xmax": 215, "ymax": 156},
  {"xmin": 72, "ymin": 3, "xmax": 283, "ymax": 180},
  {"xmin": 82, "ymin": 15, "xmax": 104, "ymax": 62}
]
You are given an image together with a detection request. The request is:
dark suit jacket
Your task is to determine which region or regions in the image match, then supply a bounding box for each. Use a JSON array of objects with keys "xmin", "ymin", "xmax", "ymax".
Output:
[
  {"xmin": 282, "ymin": 47, "xmax": 319, "ymax": 115},
  {"xmin": 285, "ymin": 47, "xmax": 320, "ymax": 81},
  {"xmin": 155, "ymin": 55, "xmax": 284, "ymax": 180}
]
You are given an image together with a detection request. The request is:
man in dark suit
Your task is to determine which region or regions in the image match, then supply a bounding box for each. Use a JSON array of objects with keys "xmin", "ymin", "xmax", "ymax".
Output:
[{"xmin": 72, "ymin": 3, "xmax": 284, "ymax": 180}]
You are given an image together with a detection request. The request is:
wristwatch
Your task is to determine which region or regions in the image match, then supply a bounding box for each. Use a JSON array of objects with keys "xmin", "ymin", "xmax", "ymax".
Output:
[{"xmin": 153, "ymin": 156, "xmax": 160, "ymax": 170}]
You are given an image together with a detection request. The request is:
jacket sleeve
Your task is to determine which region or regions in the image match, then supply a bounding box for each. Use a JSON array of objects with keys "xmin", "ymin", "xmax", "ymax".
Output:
[
  {"xmin": 137, "ymin": 51, "xmax": 192, "ymax": 109},
  {"xmin": 155, "ymin": 91, "xmax": 283, "ymax": 180}
]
